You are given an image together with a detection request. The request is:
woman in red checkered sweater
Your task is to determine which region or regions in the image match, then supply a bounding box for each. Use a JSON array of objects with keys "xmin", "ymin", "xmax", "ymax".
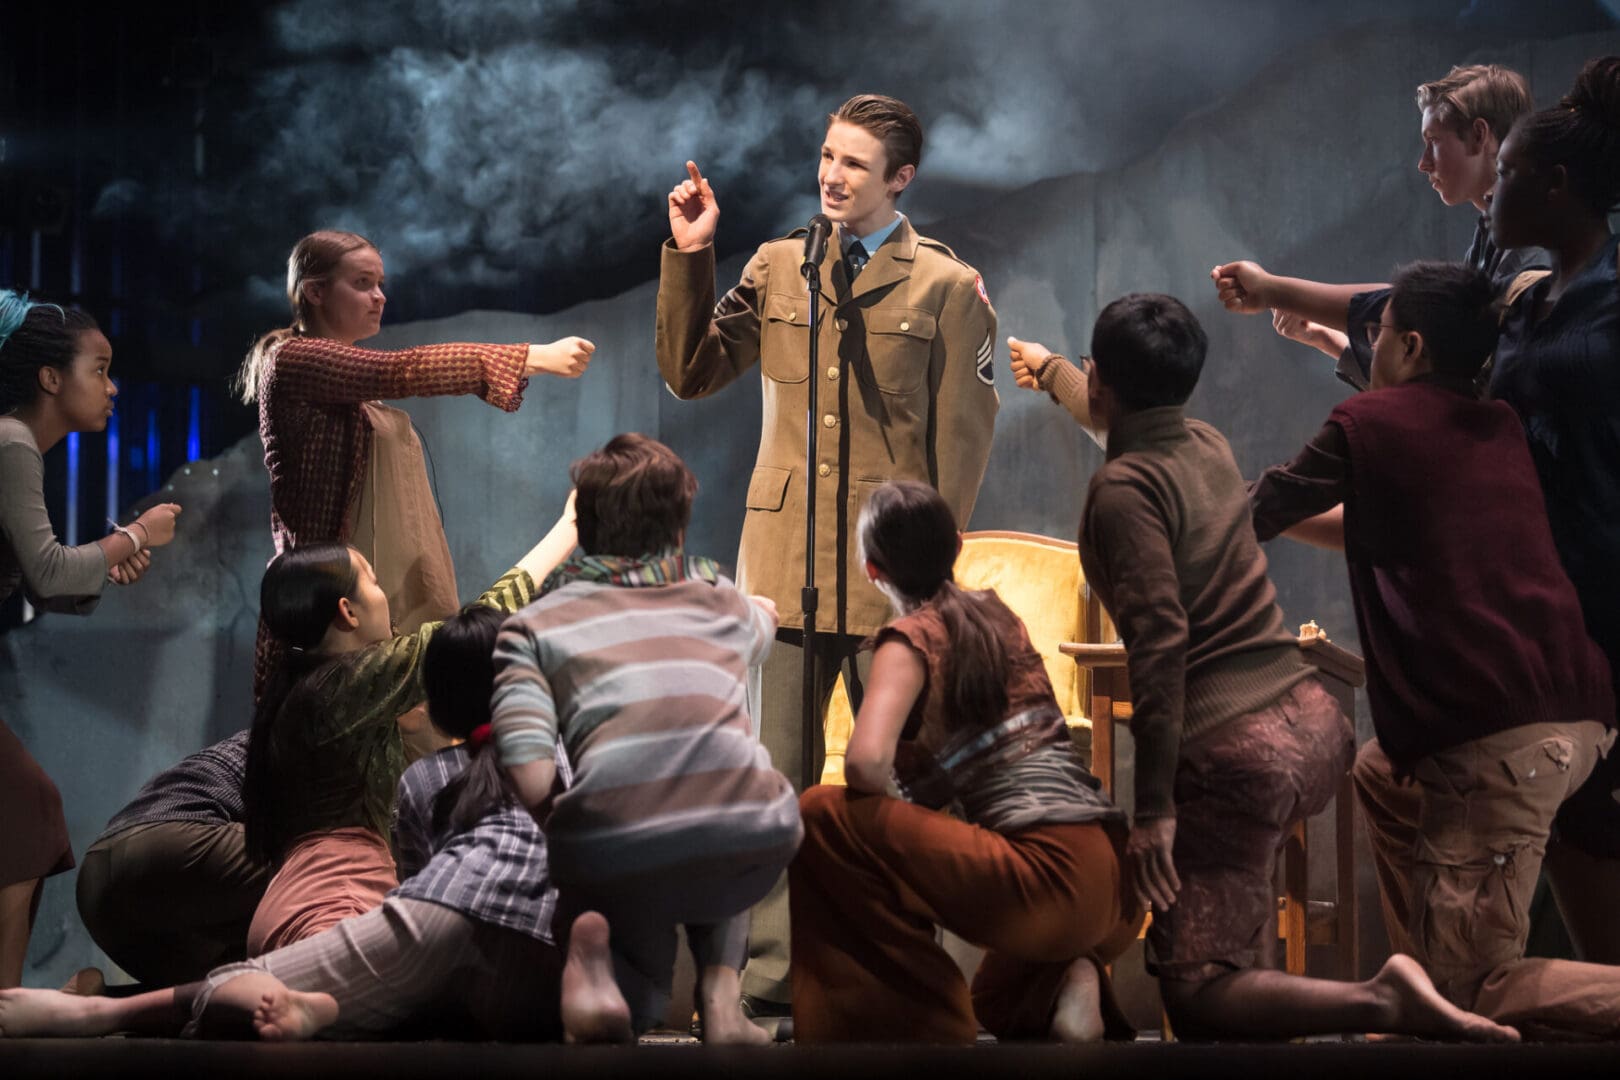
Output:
[{"xmin": 237, "ymin": 230, "xmax": 595, "ymax": 703}]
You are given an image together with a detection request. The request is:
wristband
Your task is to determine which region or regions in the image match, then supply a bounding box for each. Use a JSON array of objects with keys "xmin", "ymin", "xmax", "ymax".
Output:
[{"xmin": 108, "ymin": 519, "xmax": 143, "ymax": 555}]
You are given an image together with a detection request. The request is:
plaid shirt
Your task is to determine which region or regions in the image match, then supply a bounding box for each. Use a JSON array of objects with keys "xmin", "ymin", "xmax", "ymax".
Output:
[
  {"xmin": 253, "ymin": 334, "xmax": 528, "ymax": 697},
  {"xmin": 390, "ymin": 742, "xmax": 571, "ymax": 944},
  {"xmin": 98, "ymin": 731, "xmax": 249, "ymax": 839},
  {"xmin": 258, "ymin": 334, "xmax": 528, "ymax": 556}
]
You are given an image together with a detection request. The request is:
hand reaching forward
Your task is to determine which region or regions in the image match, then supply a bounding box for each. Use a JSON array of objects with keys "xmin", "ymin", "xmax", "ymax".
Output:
[
  {"xmin": 1126, "ymin": 817, "xmax": 1182, "ymax": 913},
  {"xmin": 1210, "ymin": 261, "xmax": 1275, "ymax": 314},
  {"xmin": 668, "ymin": 161, "xmax": 720, "ymax": 252},
  {"xmin": 1007, "ymin": 336, "xmax": 1054, "ymax": 391},
  {"xmin": 527, "ymin": 337, "xmax": 595, "ymax": 379},
  {"xmin": 1272, "ymin": 309, "xmax": 1349, "ymax": 359}
]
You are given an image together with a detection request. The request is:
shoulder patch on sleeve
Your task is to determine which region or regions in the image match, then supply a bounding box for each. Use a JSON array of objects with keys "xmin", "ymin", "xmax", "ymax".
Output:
[
  {"xmin": 975, "ymin": 332, "xmax": 995, "ymax": 386},
  {"xmin": 974, "ymin": 274, "xmax": 990, "ymax": 305}
]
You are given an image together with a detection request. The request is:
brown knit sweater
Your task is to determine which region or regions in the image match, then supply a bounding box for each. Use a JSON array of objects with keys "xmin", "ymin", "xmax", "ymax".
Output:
[{"xmin": 1079, "ymin": 406, "xmax": 1308, "ymax": 820}]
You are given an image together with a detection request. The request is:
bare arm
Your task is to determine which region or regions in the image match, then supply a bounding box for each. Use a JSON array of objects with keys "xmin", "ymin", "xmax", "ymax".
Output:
[
  {"xmin": 1211, "ymin": 261, "xmax": 1384, "ymax": 330},
  {"xmin": 843, "ymin": 640, "xmax": 927, "ymax": 794},
  {"xmin": 516, "ymin": 491, "xmax": 579, "ymax": 583},
  {"xmin": 1280, "ymin": 505, "xmax": 1346, "ymax": 551}
]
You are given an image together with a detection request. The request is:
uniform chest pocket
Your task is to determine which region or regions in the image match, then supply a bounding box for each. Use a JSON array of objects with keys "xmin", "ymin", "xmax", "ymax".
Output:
[
  {"xmin": 761, "ymin": 293, "xmax": 816, "ymax": 384},
  {"xmin": 859, "ymin": 307, "xmax": 936, "ymax": 394}
]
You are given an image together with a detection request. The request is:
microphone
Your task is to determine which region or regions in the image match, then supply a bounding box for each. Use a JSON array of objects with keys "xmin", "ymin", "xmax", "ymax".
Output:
[{"xmin": 802, "ymin": 214, "xmax": 833, "ymax": 274}]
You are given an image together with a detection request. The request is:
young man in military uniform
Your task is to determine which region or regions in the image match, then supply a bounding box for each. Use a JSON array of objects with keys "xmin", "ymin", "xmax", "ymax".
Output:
[{"xmin": 657, "ymin": 93, "xmax": 999, "ymax": 1032}]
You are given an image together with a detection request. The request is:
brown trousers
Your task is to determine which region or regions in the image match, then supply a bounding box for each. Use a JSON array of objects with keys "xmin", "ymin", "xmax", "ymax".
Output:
[
  {"xmin": 77, "ymin": 821, "xmax": 271, "ymax": 985},
  {"xmin": 1354, "ymin": 722, "xmax": 1620, "ymax": 1040},
  {"xmin": 789, "ymin": 785, "xmax": 1142, "ymax": 1044}
]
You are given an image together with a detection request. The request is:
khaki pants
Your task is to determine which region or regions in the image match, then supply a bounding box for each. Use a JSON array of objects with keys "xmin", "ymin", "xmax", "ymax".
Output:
[
  {"xmin": 1354, "ymin": 722, "xmax": 1620, "ymax": 1039},
  {"xmin": 741, "ymin": 629, "xmax": 868, "ymax": 1003}
]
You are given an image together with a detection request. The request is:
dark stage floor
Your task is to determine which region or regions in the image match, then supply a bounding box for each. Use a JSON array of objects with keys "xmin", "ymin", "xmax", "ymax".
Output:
[{"xmin": 2, "ymin": 1037, "xmax": 1616, "ymax": 1079}]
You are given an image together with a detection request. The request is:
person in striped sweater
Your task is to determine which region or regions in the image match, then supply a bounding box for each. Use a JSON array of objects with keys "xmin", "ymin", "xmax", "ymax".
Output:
[{"xmin": 489, "ymin": 433, "xmax": 801, "ymax": 1043}]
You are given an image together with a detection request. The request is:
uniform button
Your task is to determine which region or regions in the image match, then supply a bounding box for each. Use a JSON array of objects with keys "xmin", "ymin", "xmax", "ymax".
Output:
[
  {"xmin": 827, "ymin": 366, "xmax": 840, "ymax": 380},
  {"xmin": 836, "ymin": 317, "xmax": 848, "ymax": 331},
  {"xmin": 899, "ymin": 320, "xmax": 911, "ymax": 332},
  {"xmin": 1493, "ymin": 854, "xmax": 1507, "ymax": 866},
  {"xmin": 818, "ymin": 463, "xmax": 831, "ymax": 477},
  {"xmin": 788, "ymin": 311, "xmax": 797, "ymax": 322},
  {"xmin": 823, "ymin": 414, "xmax": 837, "ymax": 428}
]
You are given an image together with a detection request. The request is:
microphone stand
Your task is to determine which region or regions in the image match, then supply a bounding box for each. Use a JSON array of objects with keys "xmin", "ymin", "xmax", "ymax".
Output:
[{"xmin": 799, "ymin": 251, "xmax": 822, "ymax": 792}]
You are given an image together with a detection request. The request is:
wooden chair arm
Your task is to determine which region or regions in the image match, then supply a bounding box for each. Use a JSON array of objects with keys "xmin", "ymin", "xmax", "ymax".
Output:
[{"xmin": 1059, "ymin": 642, "xmax": 1128, "ymax": 667}]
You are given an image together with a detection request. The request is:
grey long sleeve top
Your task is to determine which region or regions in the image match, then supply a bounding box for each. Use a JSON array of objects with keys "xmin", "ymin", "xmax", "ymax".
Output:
[{"xmin": 0, "ymin": 416, "xmax": 106, "ymax": 614}]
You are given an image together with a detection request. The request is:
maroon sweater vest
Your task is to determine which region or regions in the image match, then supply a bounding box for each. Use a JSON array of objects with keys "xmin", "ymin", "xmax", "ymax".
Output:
[{"xmin": 1332, "ymin": 379, "xmax": 1614, "ymax": 769}]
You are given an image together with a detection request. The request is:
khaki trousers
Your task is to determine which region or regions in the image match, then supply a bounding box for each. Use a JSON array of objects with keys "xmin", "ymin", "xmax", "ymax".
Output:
[
  {"xmin": 741, "ymin": 629, "xmax": 869, "ymax": 1003},
  {"xmin": 1354, "ymin": 722, "xmax": 1620, "ymax": 1039}
]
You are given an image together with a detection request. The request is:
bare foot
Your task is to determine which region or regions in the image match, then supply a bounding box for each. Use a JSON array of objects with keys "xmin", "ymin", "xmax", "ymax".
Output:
[
  {"xmin": 701, "ymin": 1000, "xmax": 773, "ymax": 1046},
  {"xmin": 60, "ymin": 967, "xmax": 105, "ymax": 997},
  {"xmin": 561, "ymin": 912, "xmax": 633, "ymax": 1044},
  {"xmin": 253, "ymin": 986, "xmax": 339, "ymax": 1042},
  {"xmin": 0, "ymin": 987, "xmax": 110, "ymax": 1037},
  {"xmin": 1373, "ymin": 954, "xmax": 1519, "ymax": 1043},
  {"xmin": 1049, "ymin": 956, "xmax": 1106, "ymax": 1043}
]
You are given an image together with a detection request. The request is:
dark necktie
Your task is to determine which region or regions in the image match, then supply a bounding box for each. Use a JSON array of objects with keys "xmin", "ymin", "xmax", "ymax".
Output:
[{"xmin": 845, "ymin": 239, "xmax": 870, "ymax": 280}]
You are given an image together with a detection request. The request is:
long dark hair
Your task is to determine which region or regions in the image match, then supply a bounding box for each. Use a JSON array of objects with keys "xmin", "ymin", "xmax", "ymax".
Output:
[
  {"xmin": 0, "ymin": 290, "xmax": 100, "ymax": 415},
  {"xmin": 243, "ymin": 543, "xmax": 359, "ymax": 865},
  {"xmin": 428, "ymin": 606, "xmax": 516, "ymax": 836},
  {"xmin": 858, "ymin": 481, "xmax": 1009, "ymax": 730}
]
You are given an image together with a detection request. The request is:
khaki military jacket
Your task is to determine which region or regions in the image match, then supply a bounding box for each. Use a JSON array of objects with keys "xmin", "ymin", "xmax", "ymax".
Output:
[{"xmin": 655, "ymin": 217, "xmax": 999, "ymax": 637}]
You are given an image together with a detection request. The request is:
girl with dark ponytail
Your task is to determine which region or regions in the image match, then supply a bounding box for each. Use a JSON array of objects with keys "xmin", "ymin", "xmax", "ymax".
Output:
[
  {"xmin": 239, "ymin": 491, "xmax": 578, "ymax": 960},
  {"xmin": 0, "ymin": 291, "xmax": 181, "ymax": 987},
  {"xmin": 1487, "ymin": 56, "xmax": 1620, "ymax": 966},
  {"xmin": 790, "ymin": 480, "xmax": 1140, "ymax": 1044}
]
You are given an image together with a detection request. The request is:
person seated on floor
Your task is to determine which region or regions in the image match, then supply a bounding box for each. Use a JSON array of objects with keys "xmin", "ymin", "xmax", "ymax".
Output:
[
  {"xmin": 0, "ymin": 605, "xmax": 580, "ymax": 1041},
  {"xmin": 75, "ymin": 731, "xmax": 270, "ymax": 988},
  {"xmin": 1014, "ymin": 293, "xmax": 1517, "ymax": 1042},
  {"xmin": 492, "ymin": 433, "xmax": 801, "ymax": 1044},
  {"xmin": 238, "ymin": 492, "xmax": 579, "ymax": 959},
  {"xmin": 1250, "ymin": 261, "xmax": 1620, "ymax": 1042},
  {"xmin": 789, "ymin": 479, "xmax": 1143, "ymax": 1045}
]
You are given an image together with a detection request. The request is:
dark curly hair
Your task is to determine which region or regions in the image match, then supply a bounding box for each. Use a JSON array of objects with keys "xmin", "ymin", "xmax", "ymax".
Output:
[{"xmin": 1509, "ymin": 56, "xmax": 1620, "ymax": 215}]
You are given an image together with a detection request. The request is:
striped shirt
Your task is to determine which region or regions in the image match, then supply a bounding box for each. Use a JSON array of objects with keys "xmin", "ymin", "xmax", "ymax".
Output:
[
  {"xmin": 99, "ymin": 731, "xmax": 250, "ymax": 839},
  {"xmin": 491, "ymin": 555, "xmax": 800, "ymax": 885},
  {"xmin": 390, "ymin": 743, "xmax": 573, "ymax": 944}
]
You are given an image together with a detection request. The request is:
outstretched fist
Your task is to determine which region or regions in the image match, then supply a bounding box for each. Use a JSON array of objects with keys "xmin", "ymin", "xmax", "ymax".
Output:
[
  {"xmin": 668, "ymin": 161, "xmax": 720, "ymax": 252},
  {"xmin": 528, "ymin": 337, "xmax": 595, "ymax": 379},
  {"xmin": 1210, "ymin": 261, "xmax": 1274, "ymax": 314},
  {"xmin": 134, "ymin": 503, "xmax": 183, "ymax": 548},
  {"xmin": 1007, "ymin": 336, "xmax": 1055, "ymax": 391}
]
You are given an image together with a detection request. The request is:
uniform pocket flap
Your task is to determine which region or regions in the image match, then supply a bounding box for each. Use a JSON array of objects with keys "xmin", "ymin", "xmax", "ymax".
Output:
[
  {"xmin": 866, "ymin": 308, "xmax": 937, "ymax": 340},
  {"xmin": 765, "ymin": 293, "xmax": 815, "ymax": 327},
  {"xmin": 746, "ymin": 466, "xmax": 793, "ymax": 512},
  {"xmin": 1500, "ymin": 736, "xmax": 1575, "ymax": 786}
]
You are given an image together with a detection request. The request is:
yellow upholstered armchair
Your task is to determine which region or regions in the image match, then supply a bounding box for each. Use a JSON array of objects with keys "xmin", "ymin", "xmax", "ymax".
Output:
[{"xmin": 820, "ymin": 529, "xmax": 1097, "ymax": 785}]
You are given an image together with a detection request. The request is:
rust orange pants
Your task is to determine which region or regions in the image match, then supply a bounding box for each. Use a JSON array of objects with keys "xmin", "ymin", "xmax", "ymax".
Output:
[{"xmin": 789, "ymin": 785, "xmax": 1143, "ymax": 1043}]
